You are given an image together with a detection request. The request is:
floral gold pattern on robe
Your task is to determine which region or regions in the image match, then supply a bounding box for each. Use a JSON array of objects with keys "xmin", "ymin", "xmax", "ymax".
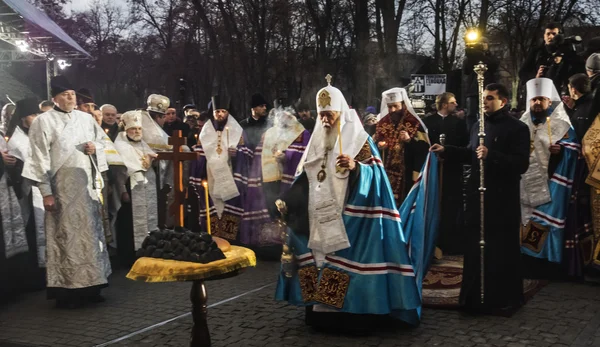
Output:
[
  {"xmin": 373, "ymin": 112, "xmax": 427, "ymax": 205},
  {"xmin": 581, "ymin": 115, "xmax": 600, "ymax": 267}
]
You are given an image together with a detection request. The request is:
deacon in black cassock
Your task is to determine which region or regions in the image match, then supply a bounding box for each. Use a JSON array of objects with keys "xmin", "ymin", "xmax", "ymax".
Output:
[
  {"xmin": 240, "ymin": 93, "xmax": 269, "ymax": 151},
  {"xmin": 431, "ymin": 83, "xmax": 530, "ymax": 315},
  {"xmin": 424, "ymin": 92, "xmax": 469, "ymax": 254}
]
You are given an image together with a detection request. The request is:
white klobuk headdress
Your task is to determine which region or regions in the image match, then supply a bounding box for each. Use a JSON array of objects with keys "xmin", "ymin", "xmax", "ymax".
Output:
[
  {"xmin": 377, "ymin": 87, "xmax": 428, "ymax": 132},
  {"xmin": 525, "ymin": 78, "xmax": 561, "ymax": 112}
]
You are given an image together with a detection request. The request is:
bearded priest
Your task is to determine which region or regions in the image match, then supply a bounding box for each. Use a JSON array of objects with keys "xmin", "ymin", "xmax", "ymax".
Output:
[
  {"xmin": 520, "ymin": 78, "xmax": 579, "ymax": 276},
  {"xmin": 113, "ymin": 110, "xmax": 159, "ymax": 265},
  {"xmin": 374, "ymin": 88, "xmax": 430, "ymax": 207},
  {"xmin": 275, "ymin": 79, "xmax": 421, "ymax": 329},
  {"xmin": 189, "ymin": 95, "xmax": 252, "ymax": 242}
]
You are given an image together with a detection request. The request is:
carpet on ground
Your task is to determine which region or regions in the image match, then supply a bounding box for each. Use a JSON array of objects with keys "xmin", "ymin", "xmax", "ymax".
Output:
[{"xmin": 422, "ymin": 255, "xmax": 545, "ymax": 308}]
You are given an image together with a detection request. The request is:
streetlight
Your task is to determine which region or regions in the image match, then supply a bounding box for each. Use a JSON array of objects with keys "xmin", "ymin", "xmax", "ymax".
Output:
[{"xmin": 57, "ymin": 59, "xmax": 71, "ymax": 70}]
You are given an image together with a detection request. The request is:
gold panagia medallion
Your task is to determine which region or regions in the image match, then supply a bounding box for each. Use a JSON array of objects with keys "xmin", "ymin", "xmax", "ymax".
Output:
[{"xmin": 216, "ymin": 147, "xmax": 223, "ymax": 155}]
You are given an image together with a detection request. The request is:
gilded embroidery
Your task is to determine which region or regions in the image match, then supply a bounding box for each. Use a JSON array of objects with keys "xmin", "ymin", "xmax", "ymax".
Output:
[
  {"xmin": 315, "ymin": 268, "xmax": 350, "ymax": 309},
  {"xmin": 318, "ymin": 90, "xmax": 332, "ymax": 109},
  {"xmin": 211, "ymin": 214, "xmax": 240, "ymax": 240},
  {"xmin": 355, "ymin": 142, "xmax": 372, "ymax": 162},
  {"xmin": 298, "ymin": 266, "xmax": 319, "ymax": 302},
  {"xmin": 520, "ymin": 221, "xmax": 549, "ymax": 253}
]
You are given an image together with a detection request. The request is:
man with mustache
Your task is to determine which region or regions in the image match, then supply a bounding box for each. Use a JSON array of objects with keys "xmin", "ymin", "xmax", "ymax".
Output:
[
  {"xmin": 519, "ymin": 78, "xmax": 578, "ymax": 277},
  {"xmin": 113, "ymin": 111, "xmax": 159, "ymax": 265},
  {"xmin": 189, "ymin": 95, "xmax": 252, "ymax": 242},
  {"xmin": 373, "ymin": 87, "xmax": 430, "ymax": 207}
]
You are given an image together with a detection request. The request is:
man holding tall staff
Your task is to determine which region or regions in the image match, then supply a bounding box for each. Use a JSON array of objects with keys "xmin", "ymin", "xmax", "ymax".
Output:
[{"xmin": 431, "ymin": 83, "xmax": 530, "ymax": 315}]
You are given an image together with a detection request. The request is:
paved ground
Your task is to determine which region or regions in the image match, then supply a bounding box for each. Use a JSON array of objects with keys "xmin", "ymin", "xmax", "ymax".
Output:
[{"xmin": 1, "ymin": 259, "xmax": 599, "ymax": 347}]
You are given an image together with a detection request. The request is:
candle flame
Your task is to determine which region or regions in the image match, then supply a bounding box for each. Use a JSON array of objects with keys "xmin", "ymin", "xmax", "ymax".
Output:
[
  {"xmin": 104, "ymin": 128, "xmax": 109, "ymax": 134},
  {"xmin": 202, "ymin": 180, "xmax": 208, "ymax": 187}
]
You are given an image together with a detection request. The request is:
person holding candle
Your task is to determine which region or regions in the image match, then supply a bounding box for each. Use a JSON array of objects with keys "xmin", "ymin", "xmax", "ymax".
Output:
[
  {"xmin": 100, "ymin": 104, "xmax": 119, "ymax": 141},
  {"xmin": 276, "ymin": 77, "xmax": 428, "ymax": 329},
  {"xmin": 189, "ymin": 95, "xmax": 252, "ymax": 242},
  {"xmin": 373, "ymin": 87, "xmax": 430, "ymax": 207},
  {"xmin": 519, "ymin": 77, "xmax": 578, "ymax": 277},
  {"xmin": 239, "ymin": 107, "xmax": 310, "ymax": 251}
]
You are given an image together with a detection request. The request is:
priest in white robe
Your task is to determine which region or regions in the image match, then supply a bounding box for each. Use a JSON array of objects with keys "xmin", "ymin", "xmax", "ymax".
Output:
[
  {"xmin": 1, "ymin": 97, "xmax": 46, "ymax": 299},
  {"xmin": 22, "ymin": 75, "xmax": 111, "ymax": 308},
  {"xmin": 114, "ymin": 111, "xmax": 159, "ymax": 265},
  {"xmin": 519, "ymin": 78, "xmax": 579, "ymax": 270}
]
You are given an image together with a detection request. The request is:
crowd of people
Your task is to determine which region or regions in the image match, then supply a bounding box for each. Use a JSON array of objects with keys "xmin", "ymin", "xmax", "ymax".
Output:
[{"xmin": 1, "ymin": 24, "xmax": 600, "ymax": 331}]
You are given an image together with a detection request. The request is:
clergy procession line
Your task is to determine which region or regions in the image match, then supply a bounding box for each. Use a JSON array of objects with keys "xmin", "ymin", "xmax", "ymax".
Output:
[{"xmin": 1, "ymin": 51, "xmax": 600, "ymax": 334}]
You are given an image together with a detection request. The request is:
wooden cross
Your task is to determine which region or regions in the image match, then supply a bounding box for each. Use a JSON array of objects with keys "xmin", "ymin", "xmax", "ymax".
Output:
[
  {"xmin": 325, "ymin": 74, "xmax": 333, "ymax": 85},
  {"xmin": 156, "ymin": 130, "xmax": 200, "ymax": 227}
]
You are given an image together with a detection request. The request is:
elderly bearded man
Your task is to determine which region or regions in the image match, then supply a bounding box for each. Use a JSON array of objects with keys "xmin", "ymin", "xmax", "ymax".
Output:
[
  {"xmin": 276, "ymin": 80, "xmax": 422, "ymax": 329},
  {"xmin": 114, "ymin": 111, "xmax": 159, "ymax": 265}
]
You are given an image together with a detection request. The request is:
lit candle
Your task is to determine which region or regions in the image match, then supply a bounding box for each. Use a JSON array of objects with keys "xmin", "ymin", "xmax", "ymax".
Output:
[
  {"xmin": 4, "ymin": 136, "xmax": 8, "ymax": 142},
  {"xmin": 337, "ymin": 120, "xmax": 343, "ymax": 155},
  {"xmin": 226, "ymin": 126, "xmax": 230, "ymax": 148},
  {"xmin": 104, "ymin": 128, "xmax": 109, "ymax": 134},
  {"xmin": 381, "ymin": 141, "xmax": 386, "ymax": 163},
  {"xmin": 202, "ymin": 180, "xmax": 211, "ymax": 235},
  {"xmin": 547, "ymin": 117, "xmax": 552, "ymax": 143},
  {"xmin": 194, "ymin": 133, "xmax": 198, "ymax": 141}
]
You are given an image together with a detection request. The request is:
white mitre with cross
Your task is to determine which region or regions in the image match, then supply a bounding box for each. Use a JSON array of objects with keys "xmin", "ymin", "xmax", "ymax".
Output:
[{"xmin": 525, "ymin": 78, "xmax": 561, "ymax": 112}]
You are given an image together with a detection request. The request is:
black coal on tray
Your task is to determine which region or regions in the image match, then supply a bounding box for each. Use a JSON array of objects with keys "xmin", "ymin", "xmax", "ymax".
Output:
[{"xmin": 136, "ymin": 227, "xmax": 225, "ymax": 264}]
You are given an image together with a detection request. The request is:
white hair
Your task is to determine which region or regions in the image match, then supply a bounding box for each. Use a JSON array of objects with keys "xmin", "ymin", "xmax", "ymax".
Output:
[{"xmin": 100, "ymin": 104, "xmax": 117, "ymax": 112}]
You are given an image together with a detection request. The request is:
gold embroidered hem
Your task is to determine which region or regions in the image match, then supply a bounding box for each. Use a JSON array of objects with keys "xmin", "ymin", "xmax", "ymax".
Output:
[
  {"xmin": 297, "ymin": 266, "xmax": 350, "ymax": 309},
  {"xmin": 315, "ymin": 268, "xmax": 350, "ymax": 309},
  {"xmin": 521, "ymin": 221, "xmax": 549, "ymax": 253},
  {"xmin": 126, "ymin": 246, "xmax": 256, "ymax": 282},
  {"xmin": 591, "ymin": 188, "xmax": 600, "ymax": 266},
  {"xmin": 298, "ymin": 266, "xmax": 319, "ymax": 302},
  {"xmin": 211, "ymin": 214, "xmax": 241, "ymax": 241}
]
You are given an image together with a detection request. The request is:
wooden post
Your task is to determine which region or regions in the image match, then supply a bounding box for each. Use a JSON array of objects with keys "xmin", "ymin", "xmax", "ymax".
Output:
[
  {"xmin": 156, "ymin": 130, "xmax": 200, "ymax": 227},
  {"xmin": 190, "ymin": 280, "xmax": 210, "ymax": 347}
]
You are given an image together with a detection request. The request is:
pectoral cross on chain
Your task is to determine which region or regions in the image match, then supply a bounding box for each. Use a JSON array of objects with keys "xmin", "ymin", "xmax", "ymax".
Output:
[{"xmin": 156, "ymin": 130, "xmax": 200, "ymax": 227}]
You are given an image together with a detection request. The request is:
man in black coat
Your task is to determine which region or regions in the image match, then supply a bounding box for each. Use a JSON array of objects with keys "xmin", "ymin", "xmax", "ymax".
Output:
[
  {"xmin": 431, "ymin": 83, "xmax": 530, "ymax": 315},
  {"xmin": 239, "ymin": 93, "xmax": 269, "ymax": 151},
  {"xmin": 519, "ymin": 22, "xmax": 584, "ymax": 96},
  {"xmin": 567, "ymin": 73, "xmax": 594, "ymax": 139},
  {"xmin": 424, "ymin": 92, "xmax": 469, "ymax": 255},
  {"xmin": 162, "ymin": 107, "xmax": 190, "ymax": 137},
  {"xmin": 587, "ymin": 53, "xmax": 600, "ymax": 121}
]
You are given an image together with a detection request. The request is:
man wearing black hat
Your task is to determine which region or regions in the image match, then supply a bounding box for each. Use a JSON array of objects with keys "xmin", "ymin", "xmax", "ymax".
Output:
[
  {"xmin": 0, "ymin": 98, "xmax": 46, "ymax": 300},
  {"xmin": 189, "ymin": 95, "xmax": 252, "ymax": 241},
  {"xmin": 77, "ymin": 88, "xmax": 97, "ymax": 116},
  {"xmin": 21, "ymin": 75, "xmax": 112, "ymax": 308},
  {"xmin": 239, "ymin": 93, "xmax": 269, "ymax": 151}
]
